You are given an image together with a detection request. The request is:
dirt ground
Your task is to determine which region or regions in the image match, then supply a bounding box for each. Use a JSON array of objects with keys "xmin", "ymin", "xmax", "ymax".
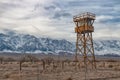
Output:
[{"xmin": 0, "ymin": 60, "xmax": 120, "ymax": 80}]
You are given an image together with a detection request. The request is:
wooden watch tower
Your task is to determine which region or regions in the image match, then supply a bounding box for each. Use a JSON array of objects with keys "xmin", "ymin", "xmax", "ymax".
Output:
[{"xmin": 73, "ymin": 12, "xmax": 96, "ymax": 68}]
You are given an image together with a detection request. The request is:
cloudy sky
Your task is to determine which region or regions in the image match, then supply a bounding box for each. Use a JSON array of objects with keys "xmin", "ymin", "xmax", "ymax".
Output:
[{"xmin": 0, "ymin": 0, "xmax": 120, "ymax": 41}]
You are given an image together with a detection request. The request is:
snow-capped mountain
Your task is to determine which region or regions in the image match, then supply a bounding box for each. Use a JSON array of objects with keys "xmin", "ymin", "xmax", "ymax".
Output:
[
  {"xmin": 0, "ymin": 32, "xmax": 120, "ymax": 55},
  {"xmin": 0, "ymin": 32, "xmax": 75, "ymax": 54},
  {"xmin": 94, "ymin": 40, "xmax": 120, "ymax": 55}
]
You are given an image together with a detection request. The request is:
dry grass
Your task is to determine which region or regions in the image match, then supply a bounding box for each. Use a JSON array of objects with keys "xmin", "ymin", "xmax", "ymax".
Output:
[{"xmin": 0, "ymin": 59, "xmax": 120, "ymax": 80}]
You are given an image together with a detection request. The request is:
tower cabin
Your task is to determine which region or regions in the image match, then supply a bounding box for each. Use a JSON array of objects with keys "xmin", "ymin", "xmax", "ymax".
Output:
[{"xmin": 73, "ymin": 12, "xmax": 95, "ymax": 34}]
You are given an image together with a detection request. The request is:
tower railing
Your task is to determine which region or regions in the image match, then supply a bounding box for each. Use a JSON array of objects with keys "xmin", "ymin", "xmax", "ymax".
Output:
[{"xmin": 73, "ymin": 12, "xmax": 95, "ymax": 22}]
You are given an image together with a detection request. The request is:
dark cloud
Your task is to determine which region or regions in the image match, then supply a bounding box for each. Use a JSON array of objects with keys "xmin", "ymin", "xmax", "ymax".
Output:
[
  {"xmin": 67, "ymin": 0, "xmax": 110, "ymax": 7},
  {"xmin": 100, "ymin": 17, "xmax": 120, "ymax": 23},
  {"xmin": 0, "ymin": 2, "xmax": 17, "ymax": 8},
  {"xmin": 34, "ymin": 3, "xmax": 42, "ymax": 11},
  {"xmin": 20, "ymin": 4, "xmax": 42, "ymax": 20},
  {"xmin": 52, "ymin": 12, "xmax": 71, "ymax": 19},
  {"xmin": 68, "ymin": 0, "xmax": 92, "ymax": 7},
  {"xmin": 20, "ymin": 12, "xmax": 41, "ymax": 20},
  {"xmin": 0, "ymin": 2, "xmax": 18, "ymax": 15},
  {"xmin": 0, "ymin": 0, "xmax": 120, "ymax": 40},
  {"xmin": 44, "ymin": 5, "xmax": 56, "ymax": 10}
]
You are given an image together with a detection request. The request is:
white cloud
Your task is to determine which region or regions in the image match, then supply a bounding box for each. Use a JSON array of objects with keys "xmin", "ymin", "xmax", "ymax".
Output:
[
  {"xmin": 96, "ymin": 15, "xmax": 113, "ymax": 23},
  {"xmin": 0, "ymin": 0, "xmax": 120, "ymax": 41}
]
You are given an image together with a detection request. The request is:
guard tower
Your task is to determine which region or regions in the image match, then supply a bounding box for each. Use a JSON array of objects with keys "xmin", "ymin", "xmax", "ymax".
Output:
[{"xmin": 73, "ymin": 12, "xmax": 96, "ymax": 68}]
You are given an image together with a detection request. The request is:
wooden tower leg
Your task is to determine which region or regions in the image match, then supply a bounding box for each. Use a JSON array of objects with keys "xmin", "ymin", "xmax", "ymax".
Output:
[
  {"xmin": 73, "ymin": 12, "xmax": 96, "ymax": 80},
  {"xmin": 75, "ymin": 32, "xmax": 96, "ymax": 69}
]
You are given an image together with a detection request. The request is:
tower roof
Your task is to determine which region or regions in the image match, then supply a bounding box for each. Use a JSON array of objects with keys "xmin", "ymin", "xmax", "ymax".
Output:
[{"xmin": 73, "ymin": 12, "xmax": 95, "ymax": 22}]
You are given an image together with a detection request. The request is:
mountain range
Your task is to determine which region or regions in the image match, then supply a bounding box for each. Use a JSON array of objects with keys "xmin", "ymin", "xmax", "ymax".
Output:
[{"xmin": 0, "ymin": 32, "xmax": 120, "ymax": 56}]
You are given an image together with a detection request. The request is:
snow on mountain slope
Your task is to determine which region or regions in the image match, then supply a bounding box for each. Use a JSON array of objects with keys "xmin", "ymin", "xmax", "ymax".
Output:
[
  {"xmin": 0, "ymin": 33, "xmax": 75, "ymax": 54},
  {"xmin": 0, "ymin": 32, "xmax": 120, "ymax": 55},
  {"xmin": 94, "ymin": 40, "xmax": 120, "ymax": 55}
]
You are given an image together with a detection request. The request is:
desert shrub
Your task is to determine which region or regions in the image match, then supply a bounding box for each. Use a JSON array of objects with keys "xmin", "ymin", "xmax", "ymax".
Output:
[
  {"xmin": 71, "ymin": 62, "xmax": 76, "ymax": 66},
  {"xmin": 26, "ymin": 54, "xmax": 39, "ymax": 62},
  {"xmin": 106, "ymin": 59, "xmax": 117, "ymax": 62},
  {"xmin": 98, "ymin": 63, "xmax": 104, "ymax": 67},
  {"xmin": 5, "ymin": 57, "xmax": 15, "ymax": 62},
  {"xmin": 0, "ymin": 57, "xmax": 4, "ymax": 64},
  {"xmin": 42, "ymin": 57, "xmax": 54, "ymax": 65},
  {"xmin": 114, "ymin": 67, "xmax": 120, "ymax": 71},
  {"xmin": 108, "ymin": 64, "xmax": 113, "ymax": 68},
  {"xmin": 80, "ymin": 65, "xmax": 85, "ymax": 68},
  {"xmin": 95, "ymin": 60, "xmax": 100, "ymax": 62},
  {"xmin": 19, "ymin": 54, "xmax": 39, "ymax": 63},
  {"xmin": 66, "ymin": 77, "xmax": 72, "ymax": 80},
  {"xmin": 22, "ymin": 63, "xmax": 29, "ymax": 67},
  {"xmin": 4, "ymin": 74, "xmax": 9, "ymax": 78},
  {"xmin": 3, "ymin": 72, "xmax": 11, "ymax": 78},
  {"xmin": 31, "ymin": 64, "xmax": 37, "ymax": 67}
]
